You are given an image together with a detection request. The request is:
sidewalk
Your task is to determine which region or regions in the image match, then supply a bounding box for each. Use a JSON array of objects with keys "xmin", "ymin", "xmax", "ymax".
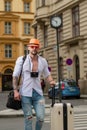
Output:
[
  {"xmin": 0, "ymin": 104, "xmax": 50, "ymax": 118},
  {"xmin": 80, "ymin": 94, "xmax": 87, "ymax": 99}
]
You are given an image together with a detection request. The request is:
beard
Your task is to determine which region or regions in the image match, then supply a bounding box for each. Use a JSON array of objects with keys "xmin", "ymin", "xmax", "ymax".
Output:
[{"xmin": 31, "ymin": 51, "xmax": 38, "ymax": 55}]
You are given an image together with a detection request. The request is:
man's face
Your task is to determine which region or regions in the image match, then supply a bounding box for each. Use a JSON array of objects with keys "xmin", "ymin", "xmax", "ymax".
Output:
[{"xmin": 28, "ymin": 44, "xmax": 39, "ymax": 55}]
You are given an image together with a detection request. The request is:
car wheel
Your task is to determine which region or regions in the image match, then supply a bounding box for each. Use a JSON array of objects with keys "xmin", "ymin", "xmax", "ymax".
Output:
[
  {"xmin": 62, "ymin": 96, "xmax": 66, "ymax": 99},
  {"xmin": 76, "ymin": 95, "xmax": 80, "ymax": 99}
]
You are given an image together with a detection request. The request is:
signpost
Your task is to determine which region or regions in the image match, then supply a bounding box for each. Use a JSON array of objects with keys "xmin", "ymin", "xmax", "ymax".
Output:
[
  {"xmin": 66, "ymin": 58, "xmax": 73, "ymax": 66},
  {"xmin": 66, "ymin": 58, "xmax": 73, "ymax": 78},
  {"xmin": 50, "ymin": 15, "xmax": 62, "ymax": 102}
]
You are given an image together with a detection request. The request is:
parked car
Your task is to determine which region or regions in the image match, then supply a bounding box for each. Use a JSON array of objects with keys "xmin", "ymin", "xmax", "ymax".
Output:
[{"xmin": 48, "ymin": 79, "xmax": 80, "ymax": 99}]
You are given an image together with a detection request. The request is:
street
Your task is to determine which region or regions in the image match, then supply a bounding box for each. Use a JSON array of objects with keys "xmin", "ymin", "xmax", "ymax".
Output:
[
  {"xmin": 0, "ymin": 92, "xmax": 87, "ymax": 130},
  {"xmin": 0, "ymin": 117, "xmax": 50, "ymax": 130},
  {"xmin": 0, "ymin": 105, "xmax": 87, "ymax": 130}
]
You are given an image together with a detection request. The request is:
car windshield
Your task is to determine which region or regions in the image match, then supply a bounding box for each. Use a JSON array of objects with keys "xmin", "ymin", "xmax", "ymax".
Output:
[
  {"xmin": 66, "ymin": 81, "xmax": 77, "ymax": 87},
  {"xmin": 56, "ymin": 80, "xmax": 77, "ymax": 87}
]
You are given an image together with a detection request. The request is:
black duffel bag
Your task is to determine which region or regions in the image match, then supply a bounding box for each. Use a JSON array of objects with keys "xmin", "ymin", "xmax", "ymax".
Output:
[
  {"xmin": 6, "ymin": 90, "xmax": 22, "ymax": 110},
  {"xmin": 6, "ymin": 56, "xmax": 26, "ymax": 110}
]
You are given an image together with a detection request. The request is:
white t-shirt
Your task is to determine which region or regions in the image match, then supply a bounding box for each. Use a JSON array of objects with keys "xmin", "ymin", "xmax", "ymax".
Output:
[{"xmin": 13, "ymin": 54, "xmax": 50, "ymax": 97}]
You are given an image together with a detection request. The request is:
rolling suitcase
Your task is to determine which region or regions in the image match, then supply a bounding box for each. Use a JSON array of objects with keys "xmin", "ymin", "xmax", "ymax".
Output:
[{"xmin": 50, "ymin": 88, "xmax": 74, "ymax": 130}]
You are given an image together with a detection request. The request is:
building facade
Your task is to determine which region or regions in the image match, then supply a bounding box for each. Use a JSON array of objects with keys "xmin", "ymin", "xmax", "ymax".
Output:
[
  {"xmin": 33, "ymin": 0, "xmax": 87, "ymax": 94},
  {"xmin": 0, "ymin": 0, "xmax": 35, "ymax": 91}
]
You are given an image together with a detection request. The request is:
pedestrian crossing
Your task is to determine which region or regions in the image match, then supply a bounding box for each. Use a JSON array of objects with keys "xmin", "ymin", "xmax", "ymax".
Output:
[
  {"xmin": 44, "ymin": 105, "xmax": 87, "ymax": 130},
  {"xmin": 74, "ymin": 105, "xmax": 87, "ymax": 130}
]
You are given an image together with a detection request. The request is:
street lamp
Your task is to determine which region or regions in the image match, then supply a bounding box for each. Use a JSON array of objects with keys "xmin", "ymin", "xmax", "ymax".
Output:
[{"xmin": 50, "ymin": 15, "xmax": 62, "ymax": 103}]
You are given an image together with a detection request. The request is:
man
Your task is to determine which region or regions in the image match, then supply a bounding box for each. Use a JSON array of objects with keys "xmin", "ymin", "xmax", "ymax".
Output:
[{"xmin": 13, "ymin": 38, "xmax": 55, "ymax": 130}]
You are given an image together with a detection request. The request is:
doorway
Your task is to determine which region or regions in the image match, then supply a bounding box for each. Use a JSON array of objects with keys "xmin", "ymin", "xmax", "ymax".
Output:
[
  {"xmin": 2, "ymin": 69, "xmax": 13, "ymax": 91},
  {"xmin": 75, "ymin": 55, "xmax": 80, "ymax": 83}
]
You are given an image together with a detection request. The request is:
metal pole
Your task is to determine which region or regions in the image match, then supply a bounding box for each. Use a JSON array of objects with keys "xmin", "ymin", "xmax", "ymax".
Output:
[{"xmin": 56, "ymin": 29, "xmax": 62, "ymax": 103}]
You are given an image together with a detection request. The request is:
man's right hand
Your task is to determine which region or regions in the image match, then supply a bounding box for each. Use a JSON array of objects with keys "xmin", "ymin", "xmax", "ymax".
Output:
[{"xmin": 14, "ymin": 90, "xmax": 21, "ymax": 101}]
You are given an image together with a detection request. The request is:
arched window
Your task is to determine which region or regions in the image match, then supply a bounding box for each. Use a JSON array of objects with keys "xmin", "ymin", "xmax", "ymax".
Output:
[{"xmin": 4, "ymin": 69, "xmax": 13, "ymax": 74}]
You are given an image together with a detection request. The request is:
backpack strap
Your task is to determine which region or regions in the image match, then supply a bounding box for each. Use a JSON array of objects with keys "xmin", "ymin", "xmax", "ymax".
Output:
[{"xmin": 22, "ymin": 55, "xmax": 26, "ymax": 64}]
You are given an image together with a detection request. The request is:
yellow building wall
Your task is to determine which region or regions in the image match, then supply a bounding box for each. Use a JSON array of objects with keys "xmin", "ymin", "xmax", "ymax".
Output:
[{"xmin": 0, "ymin": 0, "xmax": 35, "ymax": 91}]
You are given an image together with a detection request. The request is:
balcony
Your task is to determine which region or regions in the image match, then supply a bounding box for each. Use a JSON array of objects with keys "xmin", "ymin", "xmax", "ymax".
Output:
[{"xmin": 35, "ymin": 5, "xmax": 49, "ymax": 21}]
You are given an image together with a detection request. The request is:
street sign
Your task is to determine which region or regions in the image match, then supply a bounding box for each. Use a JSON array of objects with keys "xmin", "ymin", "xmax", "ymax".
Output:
[
  {"xmin": 66, "ymin": 58, "xmax": 73, "ymax": 65},
  {"xmin": 67, "ymin": 66, "xmax": 72, "ymax": 71}
]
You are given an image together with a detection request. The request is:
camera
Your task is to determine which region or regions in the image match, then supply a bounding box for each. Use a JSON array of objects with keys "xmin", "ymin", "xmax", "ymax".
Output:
[{"xmin": 30, "ymin": 72, "xmax": 38, "ymax": 78}]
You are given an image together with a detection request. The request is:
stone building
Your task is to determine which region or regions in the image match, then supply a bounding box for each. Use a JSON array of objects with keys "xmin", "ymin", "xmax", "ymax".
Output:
[
  {"xmin": 33, "ymin": 0, "xmax": 87, "ymax": 94},
  {"xmin": 0, "ymin": 0, "xmax": 35, "ymax": 91}
]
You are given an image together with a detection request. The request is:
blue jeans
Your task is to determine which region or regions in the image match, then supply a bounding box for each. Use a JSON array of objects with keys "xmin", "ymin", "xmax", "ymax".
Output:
[{"xmin": 21, "ymin": 89, "xmax": 45, "ymax": 130}]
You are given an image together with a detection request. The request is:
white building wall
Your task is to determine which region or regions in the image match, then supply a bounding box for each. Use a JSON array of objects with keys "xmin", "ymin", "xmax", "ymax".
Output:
[{"xmin": 34, "ymin": 0, "xmax": 87, "ymax": 83}]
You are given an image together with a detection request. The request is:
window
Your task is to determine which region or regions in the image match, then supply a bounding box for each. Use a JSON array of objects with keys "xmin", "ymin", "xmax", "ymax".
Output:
[
  {"xmin": 44, "ymin": 25, "xmax": 48, "ymax": 47},
  {"xmin": 34, "ymin": 27, "xmax": 37, "ymax": 38},
  {"xmin": 5, "ymin": 22, "xmax": 11, "ymax": 34},
  {"xmin": 42, "ymin": 0, "xmax": 45, "ymax": 6},
  {"xmin": 24, "ymin": 45, "xmax": 29, "ymax": 55},
  {"xmin": 24, "ymin": 22, "xmax": 30, "ymax": 34},
  {"xmin": 5, "ymin": 1, "xmax": 11, "ymax": 11},
  {"xmin": 24, "ymin": 2, "xmax": 30, "ymax": 12},
  {"xmin": 72, "ymin": 6, "xmax": 80, "ymax": 37},
  {"xmin": 5, "ymin": 44, "xmax": 12, "ymax": 58}
]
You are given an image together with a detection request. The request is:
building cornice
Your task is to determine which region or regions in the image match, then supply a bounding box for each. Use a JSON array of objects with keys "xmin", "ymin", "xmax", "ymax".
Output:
[
  {"xmin": 22, "ymin": 0, "xmax": 32, "ymax": 2},
  {"xmin": 32, "ymin": 17, "xmax": 49, "ymax": 28},
  {"xmin": 63, "ymin": 35, "xmax": 85, "ymax": 45},
  {"xmin": 4, "ymin": 0, "xmax": 13, "ymax": 2},
  {"xmin": 34, "ymin": 5, "xmax": 49, "ymax": 21},
  {"xmin": 21, "ymin": 18, "xmax": 33, "ymax": 21},
  {"xmin": 0, "ymin": 11, "xmax": 34, "ymax": 15},
  {"xmin": 35, "ymin": 0, "xmax": 86, "ymax": 19},
  {"xmin": 0, "ymin": 60, "xmax": 15, "ymax": 64},
  {"xmin": 49, "ymin": 0, "xmax": 86, "ymax": 16},
  {"xmin": 0, "ymin": 37, "xmax": 30, "ymax": 43},
  {"xmin": 40, "ymin": 44, "xmax": 55, "ymax": 52},
  {"xmin": 0, "ymin": 13, "xmax": 20, "ymax": 21}
]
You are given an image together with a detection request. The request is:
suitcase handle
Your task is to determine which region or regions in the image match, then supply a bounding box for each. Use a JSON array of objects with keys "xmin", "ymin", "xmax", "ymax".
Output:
[
  {"xmin": 51, "ymin": 87, "xmax": 55, "ymax": 107},
  {"xmin": 51, "ymin": 84, "xmax": 62, "ymax": 107}
]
